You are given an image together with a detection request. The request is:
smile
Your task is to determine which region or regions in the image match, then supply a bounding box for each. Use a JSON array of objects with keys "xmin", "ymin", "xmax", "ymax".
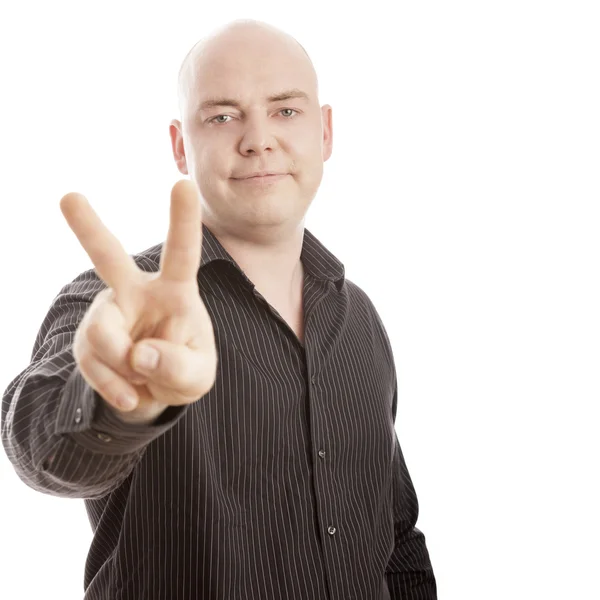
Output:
[{"xmin": 232, "ymin": 174, "xmax": 288, "ymax": 183}]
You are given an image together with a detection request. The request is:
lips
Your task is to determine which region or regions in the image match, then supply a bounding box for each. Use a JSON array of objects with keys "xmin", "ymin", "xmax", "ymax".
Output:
[
  {"xmin": 233, "ymin": 171, "xmax": 286, "ymax": 179},
  {"xmin": 231, "ymin": 173, "xmax": 289, "ymax": 186}
]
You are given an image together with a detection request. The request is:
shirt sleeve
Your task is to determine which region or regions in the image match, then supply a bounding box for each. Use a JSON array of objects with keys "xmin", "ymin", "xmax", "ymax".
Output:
[
  {"xmin": 385, "ymin": 406, "xmax": 438, "ymax": 598},
  {"xmin": 1, "ymin": 270, "xmax": 189, "ymax": 499},
  {"xmin": 364, "ymin": 291, "xmax": 437, "ymax": 598}
]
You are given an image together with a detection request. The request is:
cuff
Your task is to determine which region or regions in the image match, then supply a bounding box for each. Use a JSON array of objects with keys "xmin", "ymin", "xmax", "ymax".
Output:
[{"xmin": 55, "ymin": 367, "xmax": 189, "ymax": 455}]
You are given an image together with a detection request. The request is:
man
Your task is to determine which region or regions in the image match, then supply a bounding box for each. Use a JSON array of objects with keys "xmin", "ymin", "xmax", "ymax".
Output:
[{"xmin": 1, "ymin": 19, "xmax": 436, "ymax": 599}]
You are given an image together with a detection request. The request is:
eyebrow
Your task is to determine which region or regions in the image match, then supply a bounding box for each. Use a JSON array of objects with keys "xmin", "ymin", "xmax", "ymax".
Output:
[{"xmin": 198, "ymin": 88, "xmax": 309, "ymax": 111}]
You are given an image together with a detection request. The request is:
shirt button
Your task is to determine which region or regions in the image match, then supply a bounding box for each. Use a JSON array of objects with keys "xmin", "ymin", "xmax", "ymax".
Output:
[
  {"xmin": 327, "ymin": 526, "xmax": 336, "ymax": 536},
  {"xmin": 74, "ymin": 407, "xmax": 82, "ymax": 424},
  {"xmin": 96, "ymin": 432, "xmax": 112, "ymax": 443},
  {"xmin": 318, "ymin": 449, "xmax": 326, "ymax": 459}
]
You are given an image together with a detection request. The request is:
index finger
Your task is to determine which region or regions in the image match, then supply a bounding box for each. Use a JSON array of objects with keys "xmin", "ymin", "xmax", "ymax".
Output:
[
  {"xmin": 60, "ymin": 192, "xmax": 141, "ymax": 292},
  {"xmin": 159, "ymin": 179, "xmax": 203, "ymax": 283}
]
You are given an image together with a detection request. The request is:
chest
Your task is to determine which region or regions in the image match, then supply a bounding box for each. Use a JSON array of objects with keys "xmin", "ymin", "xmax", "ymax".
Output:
[
  {"xmin": 253, "ymin": 285, "xmax": 305, "ymax": 345},
  {"xmin": 270, "ymin": 301, "xmax": 305, "ymax": 344}
]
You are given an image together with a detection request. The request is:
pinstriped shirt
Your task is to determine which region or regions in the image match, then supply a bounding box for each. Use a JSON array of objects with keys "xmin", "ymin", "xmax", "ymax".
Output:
[{"xmin": 2, "ymin": 224, "xmax": 436, "ymax": 599}]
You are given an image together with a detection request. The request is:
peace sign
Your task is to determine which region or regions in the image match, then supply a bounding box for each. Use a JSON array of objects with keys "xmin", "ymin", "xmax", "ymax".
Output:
[{"xmin": 60, "ymin": 180, "xmax": 217, "ymax": 424}]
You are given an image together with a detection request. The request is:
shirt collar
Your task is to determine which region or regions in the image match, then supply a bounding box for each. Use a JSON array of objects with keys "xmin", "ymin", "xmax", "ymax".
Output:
[{"xmin": 200, "ymin": 224, "xmax": 345, "ymax": 284}]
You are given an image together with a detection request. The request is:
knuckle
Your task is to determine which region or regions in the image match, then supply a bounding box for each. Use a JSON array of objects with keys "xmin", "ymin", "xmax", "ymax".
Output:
[
  {"xmin": 77, "ymin": 355, "xmax": 109, "ymax": 400},
  {"xmin": 85, "ymin": 320, "xmax": 106, "ymax": 346},
  {"xmin": 86, "ymin": 288, "xmax": 111, "ymax": 317},
  {"xmin": 80, "ymin": 358, "xmax": 131, "ymax": 409},
  {"xmin": 157, "ymin": 352, "xmax": 192, "ymax": 391},
  {"xmin": 168, "ymin": 288, "xmax": 198, "ymax": 315},
  {"xmin": 159, "ymin": 356, "xmax": 182, "ymax": 388},
  {"xmin": 86, "ymin": 317, "xmax": 125, "ymax": 362},
  {"xmin": 108, "ymin": 383, "xmax": 136, "ymax": 410},
  {"xmin": 77, "ymin": 349, "xmax": 97, "ymax": 374}
]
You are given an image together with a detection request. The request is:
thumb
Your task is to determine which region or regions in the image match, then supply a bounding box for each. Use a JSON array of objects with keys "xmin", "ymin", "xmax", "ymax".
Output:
[{"xmin": 131, "ymin": 338, "xmax": 215, "ymax": 398}]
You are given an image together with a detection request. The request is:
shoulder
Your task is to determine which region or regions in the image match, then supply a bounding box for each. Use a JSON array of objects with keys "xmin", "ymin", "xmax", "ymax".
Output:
[{"xmin": 342, "ymin": 278, "xmax": 395, "ymax": 369}]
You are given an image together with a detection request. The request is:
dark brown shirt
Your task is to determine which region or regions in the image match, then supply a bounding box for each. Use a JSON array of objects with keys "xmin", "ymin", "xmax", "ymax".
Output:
[{"xmin": 2, "ymin": 224, "xmax": 436, "ymax": 599}]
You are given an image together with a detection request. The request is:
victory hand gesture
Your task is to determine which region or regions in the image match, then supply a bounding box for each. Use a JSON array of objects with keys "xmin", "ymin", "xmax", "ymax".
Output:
[{"xmin": 60, "ymin": 180, "xmax": 217, "ymax": 424}]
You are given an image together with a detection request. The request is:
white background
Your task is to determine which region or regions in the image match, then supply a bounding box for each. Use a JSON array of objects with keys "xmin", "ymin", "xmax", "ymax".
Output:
[{"xmin": 1, "ymin": 1, "xmax": 599, "ymax": 598}]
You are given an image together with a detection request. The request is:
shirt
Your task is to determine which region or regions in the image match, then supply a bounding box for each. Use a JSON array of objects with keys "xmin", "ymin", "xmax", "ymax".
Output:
[{"xmin": 1, "ymin": 224, "xmax": 437, "ymax": 600}]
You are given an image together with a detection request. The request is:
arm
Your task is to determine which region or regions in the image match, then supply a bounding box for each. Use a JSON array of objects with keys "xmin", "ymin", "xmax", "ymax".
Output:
[
  {"xmin": 1, "ymin": 274, "xmax": 188, "ymax": 499},
  {"xmin": 366, "ymin": 298, "xmax": 437, "ymax": 598},
  {"xmin": 385, "ymin": 423, "xmax": 437, "ymax": 599},
  {"xmin": 342, "ymin": 284, "xmax": 437, "ymax": 597}
]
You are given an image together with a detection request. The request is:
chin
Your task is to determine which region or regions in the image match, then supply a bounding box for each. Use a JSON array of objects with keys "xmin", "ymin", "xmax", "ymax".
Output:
[{"xmin": 237, "ymin": 203, "xmax": 304, "ymax": 229}]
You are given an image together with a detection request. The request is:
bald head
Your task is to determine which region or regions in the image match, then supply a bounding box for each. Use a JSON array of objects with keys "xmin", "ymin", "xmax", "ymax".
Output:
[
  {"xmin": 168, "ymin": 18, "xmax": 332, "ymax": 238},
  {"xmin": 177, "ymin": 19, "xmax": 318, "ymax": 118}
]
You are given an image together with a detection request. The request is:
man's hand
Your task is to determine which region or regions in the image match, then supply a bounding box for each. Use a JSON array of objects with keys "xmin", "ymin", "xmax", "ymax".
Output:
[{"xmin": 59, "ymin": 180, "xmax": 217, "ymax": 424}]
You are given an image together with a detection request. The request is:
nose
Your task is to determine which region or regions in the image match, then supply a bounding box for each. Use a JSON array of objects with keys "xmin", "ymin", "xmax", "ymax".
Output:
[{"xmin": 238, "ymin": 117, "xmax": 276, "ymax": 156}]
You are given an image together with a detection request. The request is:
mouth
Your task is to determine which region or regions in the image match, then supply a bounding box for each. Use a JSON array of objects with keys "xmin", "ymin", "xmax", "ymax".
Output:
[{"xmin": 231, "ymin": 173, "xmax": 289, "ymax": 183}]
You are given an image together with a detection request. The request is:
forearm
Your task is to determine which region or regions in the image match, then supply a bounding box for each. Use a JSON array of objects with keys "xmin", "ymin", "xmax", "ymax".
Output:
[
  {"xmin": 385, "ymin": 525, "xmax": 437, "ymax": 599},
  {"xmin": 385, "ymin": 436, "xmax": 437, "ymax": 599},
  {"xmin": 2, "ymin": 357, "xmax": 186, "ymax": 499}
]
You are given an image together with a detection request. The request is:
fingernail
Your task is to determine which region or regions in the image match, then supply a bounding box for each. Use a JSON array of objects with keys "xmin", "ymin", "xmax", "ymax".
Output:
[
  {"xmin": 134, "ymin": 345, "xmax": 159, "ymax": 371},
  {"xmin": 117, "ymin": 393, "xmax": 137, "ymax": 410}
]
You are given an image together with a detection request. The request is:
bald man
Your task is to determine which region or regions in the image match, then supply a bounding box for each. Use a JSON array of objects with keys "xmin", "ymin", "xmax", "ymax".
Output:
[{"xmin": 2, "ymin": 19, "xmax": 437, "ymax": 600}]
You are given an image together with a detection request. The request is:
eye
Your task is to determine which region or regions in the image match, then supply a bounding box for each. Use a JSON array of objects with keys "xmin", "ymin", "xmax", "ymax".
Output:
[
  {"xmin": 208, "ymin": 109, "xmax": 298, "ymax": 124},
  {"xmin": 209, "ymin": 115, "xmax": 232, "ymax": 124}
]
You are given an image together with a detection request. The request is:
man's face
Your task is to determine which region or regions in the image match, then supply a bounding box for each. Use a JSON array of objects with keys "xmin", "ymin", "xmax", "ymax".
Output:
[{"xmin": 171, "ymin": 30, "xmax": 332, "ymax": 237}]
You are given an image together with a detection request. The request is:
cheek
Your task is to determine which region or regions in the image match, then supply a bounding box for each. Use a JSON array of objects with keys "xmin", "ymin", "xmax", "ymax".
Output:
[
  {"xmin": 296, "ymin": 126, "xmax": 325, "ymax": 164},
  {"xmin": 297, "ymin": 138, "xmax": 324, "ymax": 177},
  {"xmin": 196, "ymin": 148, "xmax": 227, "ymax": 187}
]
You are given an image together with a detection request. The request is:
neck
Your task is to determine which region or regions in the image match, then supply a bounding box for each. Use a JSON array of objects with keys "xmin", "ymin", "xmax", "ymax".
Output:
[{"xmin": 205, "ymin": 219, "xmax": 306, "ymax": 304}]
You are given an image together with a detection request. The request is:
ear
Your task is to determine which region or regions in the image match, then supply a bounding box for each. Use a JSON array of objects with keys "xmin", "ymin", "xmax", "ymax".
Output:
[
  {"xmin": 321, "ymin": 105, "xmax": 333, "ymax": 162},
  {"xmin": 169, "ymin": 120, "xmax": 189, "ymax": 175}
]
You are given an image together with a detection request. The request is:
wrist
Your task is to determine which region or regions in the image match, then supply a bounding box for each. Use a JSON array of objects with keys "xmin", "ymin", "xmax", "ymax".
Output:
[{"xmin": 104, "ymin": 398, "xmax": 169, "ymax": 426}]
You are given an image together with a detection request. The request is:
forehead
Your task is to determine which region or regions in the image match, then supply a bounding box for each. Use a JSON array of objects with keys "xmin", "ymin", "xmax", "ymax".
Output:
[{"xmin": 185, "ymin": 42, "xmax": 317, "ymax": 105}]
